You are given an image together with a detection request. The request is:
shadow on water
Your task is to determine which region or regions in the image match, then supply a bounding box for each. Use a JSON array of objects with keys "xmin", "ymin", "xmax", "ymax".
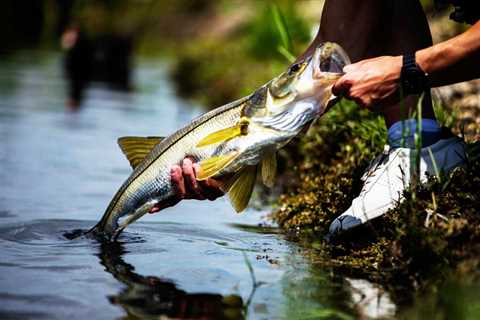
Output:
[{"xmin": 97, "ymin": 241, "xmax": 245, "ymax": 320}]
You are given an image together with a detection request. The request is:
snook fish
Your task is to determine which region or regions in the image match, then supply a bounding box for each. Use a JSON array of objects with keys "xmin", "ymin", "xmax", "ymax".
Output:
[{"xmin": 91, "ymin": 42, "xmax": 350, "ymax": 240}]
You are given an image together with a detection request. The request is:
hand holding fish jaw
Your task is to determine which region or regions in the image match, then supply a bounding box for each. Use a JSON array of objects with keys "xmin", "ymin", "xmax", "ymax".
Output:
[
  {"xmin": 332, "ymin": 56, "xmax": 402, "ymax": 109},
  {"xmin": 148, "ymin": 158, "xmax": 225, "ymax": 213}
]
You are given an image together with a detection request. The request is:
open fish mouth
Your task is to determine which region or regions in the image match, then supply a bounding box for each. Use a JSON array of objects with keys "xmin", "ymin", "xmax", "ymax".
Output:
[{"xmin": 314, "ymin": 42, "xmax": 351, "ymax": 77}]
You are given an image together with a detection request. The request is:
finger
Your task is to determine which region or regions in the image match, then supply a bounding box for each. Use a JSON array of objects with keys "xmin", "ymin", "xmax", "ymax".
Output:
[
  {"xmin": 182, "ymin": 158, "xmax": 205, "ymax": 200},
  {"xmin": 171, "ymin": 165, "xmax": 186, "ymax": 199},
  {"xmin": 150, "ymin": 166, "xmax": 185, "ymax": 214},
  {"xmin": 194, "ymin": 163, "xmax": 225, "ymax": 201},
  {"xmin": 332, "ymin": 77, "xmax": 351, "ymax": 97},
  {"xmin": 342, "ymin": 64, "xmax": 354, "ymax": 73},
  {"xmin": 148, "ymin": 197, "xmax": 181, "ymax": 213},
  {"xmin": 342, "ymin": 61, "xmax": 362, "ymax": 73}
]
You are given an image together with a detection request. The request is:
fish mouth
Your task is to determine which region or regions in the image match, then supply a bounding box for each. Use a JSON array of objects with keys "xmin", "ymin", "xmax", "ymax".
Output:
[{"xmin": 313, "ymin": 42, "xmax": 351, "ymax": 78}]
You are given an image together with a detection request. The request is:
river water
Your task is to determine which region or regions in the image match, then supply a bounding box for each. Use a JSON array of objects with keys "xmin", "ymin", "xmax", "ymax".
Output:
[
  {"xmin": 0, "ymin": 51, "xmax": 364, "ymax": 320},
  {"xmin": 2, "ymin": 51, "xmax": 477, "ymax": 320}
]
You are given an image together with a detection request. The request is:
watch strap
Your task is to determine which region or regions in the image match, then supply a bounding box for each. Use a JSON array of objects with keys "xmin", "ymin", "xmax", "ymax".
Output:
[
  {"xmin": 401, "ymin": 52, "xmax": 428, "ymax": 95},
  {"xmin": 402, "ymin": 53, "xmax": 417, "ymax": 71}
]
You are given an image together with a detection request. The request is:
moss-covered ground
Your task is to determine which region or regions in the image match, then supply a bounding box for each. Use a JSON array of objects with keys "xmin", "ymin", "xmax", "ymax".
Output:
[{"xmin": 273, "ymin": 100, "xmax": 480, "ymax": 304}]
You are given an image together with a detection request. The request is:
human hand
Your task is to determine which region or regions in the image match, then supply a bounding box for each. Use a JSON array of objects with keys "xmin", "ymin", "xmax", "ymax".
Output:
[
  {"xmin": 332, "ymin": 55, "xmax": 402, "ymax": 109},
  {"xmin": 148, "ymin": 158, "xmax": 225, "ymax": 213}
]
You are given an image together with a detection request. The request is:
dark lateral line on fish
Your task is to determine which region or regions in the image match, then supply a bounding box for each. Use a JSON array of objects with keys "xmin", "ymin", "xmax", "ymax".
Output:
[{"xmin": 98, "ymin": 98, "xmax": 249, "ymax": 229}]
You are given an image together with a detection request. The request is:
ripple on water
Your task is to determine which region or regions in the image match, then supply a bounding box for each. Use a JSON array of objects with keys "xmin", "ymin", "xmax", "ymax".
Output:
[
  {"xmin": 0, "ymin": 219, "xmax": 97, "ymax": 247},
  {"xmin": 0, "ymin": 219, "xmax": 256, "ymax": 254}
]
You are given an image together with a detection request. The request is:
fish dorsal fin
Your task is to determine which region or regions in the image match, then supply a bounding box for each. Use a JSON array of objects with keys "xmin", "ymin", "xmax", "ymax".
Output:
[
  {"xmin": 196, "ymin": 118, "xmax": 249, "ymax": 148},
  {"xmin": 117, "ymin": 136, "xmax": 164, "ymax": 169},
  {"xmin": 261, "ymin": 152, "xmax": 277, "ymax": 188},
  {"xmin": 196, "ymin": 151, "xmax": 239, "ymax": 180},
  {"xmin": 224, "ymin": 166, "xmax": 257, "ymax": 213}
]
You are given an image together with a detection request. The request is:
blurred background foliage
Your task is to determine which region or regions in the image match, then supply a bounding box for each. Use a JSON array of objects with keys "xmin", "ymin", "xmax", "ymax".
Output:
[{"xmin": 0, "ymin": 0, "xmax": 317, "ymax": 106}]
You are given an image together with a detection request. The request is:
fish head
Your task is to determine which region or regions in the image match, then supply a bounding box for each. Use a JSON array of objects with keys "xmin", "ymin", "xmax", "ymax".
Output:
[
  {"xmin": 245, "ymin": 42, "xmax": 350, "ymax": 132},
  {"xmin": 286, "ymin": 42, "xmax": 350, "ymax": 102},
  {"xmin": 249, "ymin": 42, "xmax": 350, "ymax": 118}
]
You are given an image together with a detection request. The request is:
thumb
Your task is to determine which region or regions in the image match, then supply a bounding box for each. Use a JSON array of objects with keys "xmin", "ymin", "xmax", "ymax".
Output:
[
  {"xmin": 342, "ymin": 63, "xmax": 357, "ymax": 73},
  {"xmin": 332, "ymin": 76, "xmax": 351, "ymax": 97}
]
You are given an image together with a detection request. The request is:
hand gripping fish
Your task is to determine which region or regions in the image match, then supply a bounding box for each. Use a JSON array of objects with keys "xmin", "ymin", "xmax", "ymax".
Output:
[{"xmin": 91, "ymin": 42, "xmax": 350, "ymax": 241}]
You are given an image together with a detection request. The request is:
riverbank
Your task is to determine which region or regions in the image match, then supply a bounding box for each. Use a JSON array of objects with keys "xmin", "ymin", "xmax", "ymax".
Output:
[{"xmin": 273, "ymin": 102, "xmax": 480, "ymax": 303}]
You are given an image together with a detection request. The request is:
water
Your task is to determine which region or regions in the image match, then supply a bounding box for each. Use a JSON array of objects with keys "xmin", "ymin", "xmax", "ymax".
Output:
[
  {"xmin": 2, "ymin": 51, "xmax": 478, "ymax": 320},
  {"xmin": 0, "ymin": 51, "xmax": 362, "ymax": 320}
]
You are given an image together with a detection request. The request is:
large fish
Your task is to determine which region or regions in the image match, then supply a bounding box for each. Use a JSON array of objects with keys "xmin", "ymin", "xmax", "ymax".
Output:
[{"xmin": 91, "ymin": 42, "xmax": 350, "ymax": 240}]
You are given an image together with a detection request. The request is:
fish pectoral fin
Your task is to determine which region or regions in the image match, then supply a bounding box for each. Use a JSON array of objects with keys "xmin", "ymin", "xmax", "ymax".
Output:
[
  {"xmin": 117, "ymin": 136, "xmax": 165, "ymax": 169},
  {"xmin": 196, "ymin": 151, "xmax": 239, "ymax": 180},
  {"xmin": 225, "ymin": 166, "xmax": 257, "ymax": 213},
  {"xmin": 261, "ymin": 152, "xmax": 277, "ymax": 188},
  {"xmin": 196, "ymin": 125, "xmax": 244, "ymax": 147}
]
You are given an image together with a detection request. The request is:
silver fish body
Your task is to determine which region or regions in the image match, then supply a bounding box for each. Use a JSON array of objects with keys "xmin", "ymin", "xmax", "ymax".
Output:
[
  {"xmin": 94, "ymin": 98, "xmax": 247, "ymax": 239},
  {"xmin": 92, "ymin": 42, "xmax": 350, "ymax": 240}
]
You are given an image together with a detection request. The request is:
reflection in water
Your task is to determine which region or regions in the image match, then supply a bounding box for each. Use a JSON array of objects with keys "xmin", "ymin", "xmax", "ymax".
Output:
[
  {"xmin": 59, "ymin": 1, "xmax": 134, "ymax": 109},
  {"xmin": 62, "ymin": 27, "xmax": 133, "ymax": 109},
  {"xmin": 98, "ymin": 242, "xmax": 245, "ymax": 320}
]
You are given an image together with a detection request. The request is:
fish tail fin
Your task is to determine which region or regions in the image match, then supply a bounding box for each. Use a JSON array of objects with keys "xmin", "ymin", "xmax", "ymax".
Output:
[{"xmin": 63, "ymin": 221, "xmax": 105, "ymax": 241}]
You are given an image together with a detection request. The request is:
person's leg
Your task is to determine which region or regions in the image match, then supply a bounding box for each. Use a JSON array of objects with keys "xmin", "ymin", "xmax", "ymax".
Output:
[{"xmin": 302, "ymin": 1, "xmax": 466, "ymax": 235}]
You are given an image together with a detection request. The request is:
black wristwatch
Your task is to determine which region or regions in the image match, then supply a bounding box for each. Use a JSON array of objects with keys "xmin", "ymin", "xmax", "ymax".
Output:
[{"xmin": 400, "ymin": 53, "xmax": 429, "ymax": 95}]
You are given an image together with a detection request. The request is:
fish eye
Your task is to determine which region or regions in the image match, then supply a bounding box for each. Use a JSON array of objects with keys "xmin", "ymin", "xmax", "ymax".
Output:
[{"xmin": 288, "ymin": 63, "xmax": 301, "ymax": 75}]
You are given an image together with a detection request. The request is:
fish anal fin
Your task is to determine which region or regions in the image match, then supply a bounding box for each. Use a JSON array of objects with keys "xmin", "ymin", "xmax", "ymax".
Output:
[
  {"xmin": 118, "ymin": 136, "xmax": 164, "ymax": 169},
  {"xmin": 197, "ymin": 151, "xmax": 239, "ymax": 180},
  {"xmin": 261, "ymin": 152, "xmax": 277, "ymax": 188},
  {"xmin": 227, "ymin": 166, "xmax": 257, "ymax": 213}
]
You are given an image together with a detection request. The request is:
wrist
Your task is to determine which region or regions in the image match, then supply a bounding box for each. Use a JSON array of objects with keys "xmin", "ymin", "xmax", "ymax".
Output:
[
  {"xmin": 400, "ymin": 52, "xmax": 429, "ymax": 95},
  {"xmin": 415, "ymin": 49, "xmax": 430, "ymax": 74},
  {"xmin": 392, "ymin": 55, "xmax": 403, "ymax": 80}
]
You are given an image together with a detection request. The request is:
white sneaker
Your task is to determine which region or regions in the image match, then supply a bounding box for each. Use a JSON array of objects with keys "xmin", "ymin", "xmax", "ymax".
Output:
[{"xmin": 328, "ymin": 136, "xmax": 466, "ymax": 235}]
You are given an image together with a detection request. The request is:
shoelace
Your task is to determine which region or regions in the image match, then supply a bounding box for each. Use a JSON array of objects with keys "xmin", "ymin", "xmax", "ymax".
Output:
[{"xmin": 360, "ymin": 145, "xmax": 392, "ymax": 194}]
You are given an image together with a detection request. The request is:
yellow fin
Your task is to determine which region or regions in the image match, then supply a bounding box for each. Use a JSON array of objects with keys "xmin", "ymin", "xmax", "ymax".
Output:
[
  {"xmin": 196, "ymin": 125, "xmax": 243, "ymax": 147},
  {"xmin": 197, "ymin": 151, "xmax": 239, "ymax": 180},
  {"xmin": 261, "ymin": 152, "xmax": 277, "ymax": 188},
  {"xmin": 227, "ymin": 166, "xmax": 257, "ymax": 213},
  {"xmin": 117, "ymin": 136, "xmax": 164, "ymax": 169}
]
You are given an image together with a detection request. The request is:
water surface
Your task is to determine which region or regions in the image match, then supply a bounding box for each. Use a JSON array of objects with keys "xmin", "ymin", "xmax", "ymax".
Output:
[{"xmin": 0, "ymin": 51, "xmax": 367, "ymax": 320}]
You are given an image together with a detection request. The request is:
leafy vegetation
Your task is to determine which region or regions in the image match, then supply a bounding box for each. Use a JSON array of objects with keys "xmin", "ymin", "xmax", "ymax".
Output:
[{"xmin": 170, "ymin": 1, "xmax": 311, "ymax": 107}]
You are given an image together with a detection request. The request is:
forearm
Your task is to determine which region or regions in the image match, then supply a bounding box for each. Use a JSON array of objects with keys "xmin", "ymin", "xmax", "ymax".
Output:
[{"xmin": 417, "ymin": 21, "xmax": 480, "ymax": 87}]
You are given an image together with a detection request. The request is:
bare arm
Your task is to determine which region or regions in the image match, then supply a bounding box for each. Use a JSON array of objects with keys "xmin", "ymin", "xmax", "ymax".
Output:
[
  {"xmin": 332, "ymin": 21, "xmax": 480, "ymax": 108},
  {"xmin": 417, "ymin": 20, "xmax": 480, "ymax": 87}
]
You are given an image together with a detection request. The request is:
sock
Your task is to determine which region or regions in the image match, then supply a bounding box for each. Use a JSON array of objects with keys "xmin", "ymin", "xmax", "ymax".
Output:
[{"xmin": 388, "ymin": 119, "xmax": 442, "ymax": 148}]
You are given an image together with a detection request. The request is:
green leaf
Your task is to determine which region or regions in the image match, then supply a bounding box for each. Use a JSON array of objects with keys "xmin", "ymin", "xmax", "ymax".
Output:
[{"xmin": 271, "ymin": 3, "xmax": 293, "ymax": 59}]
